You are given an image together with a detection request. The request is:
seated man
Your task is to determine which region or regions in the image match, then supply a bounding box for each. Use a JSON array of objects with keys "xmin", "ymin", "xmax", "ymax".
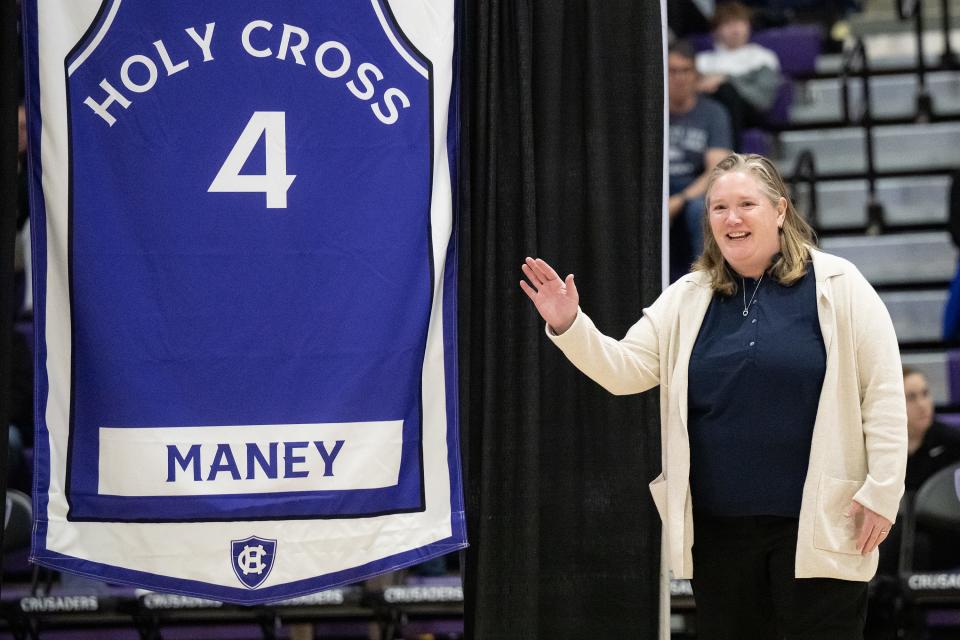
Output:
[
  {"xmin": 667, "ymin": 40, "xmax": 733, "ymax": 281},
  {"xmin": 695, "ymin": 1, "xmax": 782, "ymax": 149}
]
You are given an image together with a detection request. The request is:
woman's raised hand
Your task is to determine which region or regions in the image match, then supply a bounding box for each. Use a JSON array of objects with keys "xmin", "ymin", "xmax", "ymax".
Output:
[{"xmin": 519, "ymin": 257, "xmax": 579, "ymax": 335}]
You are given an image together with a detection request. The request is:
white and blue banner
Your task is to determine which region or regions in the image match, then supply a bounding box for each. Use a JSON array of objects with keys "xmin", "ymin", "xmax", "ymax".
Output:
[{"xmin": 23, "ymin": 0, "xmax": 465, "ymax": 604}]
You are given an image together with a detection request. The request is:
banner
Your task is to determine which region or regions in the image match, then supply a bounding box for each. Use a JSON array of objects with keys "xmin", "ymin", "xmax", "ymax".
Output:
[{"xmin": 24, "ymin": 0, "xmax": 465, "ymax": 604}]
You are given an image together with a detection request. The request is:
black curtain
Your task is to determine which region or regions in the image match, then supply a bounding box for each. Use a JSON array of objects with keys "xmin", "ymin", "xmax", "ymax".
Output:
[
  {"xmin": 0, "ymin": 0, "xmax": 20, "ymax": 569},
  {"xmin": 459, "ymin": 1, "xmax": 665, "ymax": 638}
]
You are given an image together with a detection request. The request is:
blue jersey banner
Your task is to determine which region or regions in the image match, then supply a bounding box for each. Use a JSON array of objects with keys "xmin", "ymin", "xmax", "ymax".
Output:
[{"xmin": 23, "ymin": 0, "xmax": 465, "ymax": 604}]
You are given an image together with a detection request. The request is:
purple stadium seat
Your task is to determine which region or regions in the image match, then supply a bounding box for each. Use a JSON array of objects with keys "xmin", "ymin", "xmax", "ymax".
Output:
[
  {"xmin": 948, "ymin": 349, "xmax": 960, "ymax": 404},
  {"xmin": 403, "ymin": 619, "xmax": 465, "ymax": 638},
  {"xmin": 939, "ymin": 413, "xmax": 960, "ymax": 431},
  {"xmin": 740, "ymin": 128, "xmax": 771, "ymax": 155},
  {"xmin": 751, "ymin": 24, "xmax": 823, "ymax": 77},
  {"xmin": 688, "ymin": 32, "xmax": 713, "ymax": 53},
  {"xmin": 927, "ymin": 609, "xmax": 960, "ymax": 629}
]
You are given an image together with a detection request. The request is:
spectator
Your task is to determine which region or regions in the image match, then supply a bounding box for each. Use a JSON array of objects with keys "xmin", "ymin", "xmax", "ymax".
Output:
[
  {"xmin": 875, "ymin": 367, "xmax": 960, "ymax": 575},
  {"xmin": 902, "ymin": 367, "xmax": 960, "ymax": 495},
  {"xmin": 667, "ymin": 40, "xmax": 733, "ymax": 282},
  {"xmin": 696, "ymin": 1, "xmax": 783, "ymax": 149}
]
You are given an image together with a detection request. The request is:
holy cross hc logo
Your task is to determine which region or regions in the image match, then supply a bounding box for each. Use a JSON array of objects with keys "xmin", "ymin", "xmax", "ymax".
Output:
[{"xmin": 231, "ymin": 536, "xmax": 277, "ymax": 589}]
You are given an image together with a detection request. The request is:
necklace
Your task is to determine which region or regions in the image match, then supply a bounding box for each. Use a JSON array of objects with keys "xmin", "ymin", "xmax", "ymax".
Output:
[{"xmin": 741, "ymin": 274, "xmax": 764, "ymax": 317}]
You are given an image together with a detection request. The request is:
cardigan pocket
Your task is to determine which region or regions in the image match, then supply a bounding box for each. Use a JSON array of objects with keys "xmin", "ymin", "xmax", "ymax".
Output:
[
  {"xmin": 813, "ymin": 474, "xmax": 863, "ymax": 555},
  {"xmin": 649, "ymin": 473, "xmax": 667, "ymax": 523}
]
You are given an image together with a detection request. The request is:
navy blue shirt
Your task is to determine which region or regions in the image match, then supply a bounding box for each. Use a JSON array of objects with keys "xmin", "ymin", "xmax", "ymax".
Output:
[{"xmin": 687, "ymin": 264, "xmax": 826, "ymax": 517}]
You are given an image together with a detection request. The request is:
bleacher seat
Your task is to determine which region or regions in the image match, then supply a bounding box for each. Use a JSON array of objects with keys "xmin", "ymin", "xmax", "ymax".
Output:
[
  {"xmin": 812, "ymin": 176, "xmax": 950, "ymax": 230},
  {"xmin": 792, "ymin": 70, "xmax": 960, "ymax": 124},
  {"xmin": 880, "ymin": 290, "xmax": 950, "ymax": 343},
  {"xmin": 819, "ymin": 231, "xmax": 958, "ymax": 285},
  {"xmin": 780, "ymin": 121, "xmax": 960, "ymax": 175}
]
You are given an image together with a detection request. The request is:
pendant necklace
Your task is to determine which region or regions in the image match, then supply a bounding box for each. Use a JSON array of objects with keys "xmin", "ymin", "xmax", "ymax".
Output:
[{"xmin": 742, "ymin": 274, "xmax": 764, "ymax": 317}]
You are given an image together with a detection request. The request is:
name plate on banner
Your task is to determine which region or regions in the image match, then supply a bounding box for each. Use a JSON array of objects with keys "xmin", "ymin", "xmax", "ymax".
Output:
[{"xmin": 98, "ymin": 422, "xmax": 402, "ymax": 497}]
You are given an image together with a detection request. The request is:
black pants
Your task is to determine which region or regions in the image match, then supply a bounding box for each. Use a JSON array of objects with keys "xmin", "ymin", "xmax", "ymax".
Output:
[{"xmin": 691, "ymin": 514, "xmax": 868, "ymax": 640}]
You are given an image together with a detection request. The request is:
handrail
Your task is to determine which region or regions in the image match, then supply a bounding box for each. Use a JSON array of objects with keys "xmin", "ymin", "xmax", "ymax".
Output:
[
  {"xmin": 895, "ymin": 0, "xmax": 935, "ymax": 119},
  {"xmin": 790, "ymin": 150, "xmax": 819, "ymax": 231},
  {"xmin": 840, "ymin": 37, "xmax": 886, "ymax": 234},
  {"xmin": 941, "ymin": 0, "xmax": 958, "ymax": 68}
]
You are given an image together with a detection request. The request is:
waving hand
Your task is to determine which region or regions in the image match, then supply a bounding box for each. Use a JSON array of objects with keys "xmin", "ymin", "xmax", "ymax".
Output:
[{"xmin": 519, "ymin": 257, "xmax": 579, "ymax": 335}]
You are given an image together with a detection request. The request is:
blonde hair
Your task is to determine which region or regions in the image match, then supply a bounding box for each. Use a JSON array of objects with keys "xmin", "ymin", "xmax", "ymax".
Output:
[{"xmin": 692, "ymin": 153, "xmax": 817, "ymax": 295}]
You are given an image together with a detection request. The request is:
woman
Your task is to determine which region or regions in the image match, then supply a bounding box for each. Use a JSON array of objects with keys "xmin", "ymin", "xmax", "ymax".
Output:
[
  {"xmin": 903, "ymin": 367, "xmax": 960, "ymax": 492},
  {"xmin": 520, "ymin": 154, "xmax": 907, "ymax": 639}
]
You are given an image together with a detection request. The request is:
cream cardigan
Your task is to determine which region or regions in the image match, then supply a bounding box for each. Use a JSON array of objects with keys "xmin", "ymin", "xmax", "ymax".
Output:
[{"xmin": 548, "ymin": 249, "xmax": 907, "ymax": 581}]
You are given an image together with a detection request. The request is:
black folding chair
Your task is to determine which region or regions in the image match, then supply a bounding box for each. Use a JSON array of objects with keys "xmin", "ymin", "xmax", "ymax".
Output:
[{"xmin": 898, "ymin": 463, "xmax": 960, "ymax": 639}]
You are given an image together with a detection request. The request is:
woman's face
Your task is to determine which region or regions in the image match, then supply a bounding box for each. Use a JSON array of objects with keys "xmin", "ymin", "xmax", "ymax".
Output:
[
  {"xmin": 707, "ymin": 170, "xmax": 785, "ymax": 278},
  {"xmin": 904, "ymin": 372, "xmax": 934, "ymax": 436}
]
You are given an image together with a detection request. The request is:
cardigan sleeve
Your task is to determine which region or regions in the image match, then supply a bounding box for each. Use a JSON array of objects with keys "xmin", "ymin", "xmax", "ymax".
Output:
[
  {"xmin": 545, "ymin": 302, "xmax": 664, "ymax": 396},
  {"xmin": 849, "ymin": 271, "xmax": 908, "ymax": 523}
]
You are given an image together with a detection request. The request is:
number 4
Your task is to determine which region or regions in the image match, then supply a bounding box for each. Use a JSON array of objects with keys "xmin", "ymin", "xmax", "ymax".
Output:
[{"xmin": 209, "ymin": 111, "xmax": 296, "ymax": 209}]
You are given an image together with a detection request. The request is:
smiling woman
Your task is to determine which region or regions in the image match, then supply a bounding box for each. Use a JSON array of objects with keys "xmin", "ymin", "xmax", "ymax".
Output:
[
  {"xmin": 706, "ymin": 170, "xmax": 784, "ymax": 278},
  {"xmin": 520, "ymin": 152, "xmax": 908, "ymax": 640},
  {"xmin": 695, "ymin": 152, "xmax": 815, "ymax": 292}
]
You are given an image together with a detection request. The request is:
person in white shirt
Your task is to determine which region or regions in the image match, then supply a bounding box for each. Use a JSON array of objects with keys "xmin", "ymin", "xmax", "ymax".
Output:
[{"xmin": 696, "ymin": 2, "xmax": 783, "ymax": 149}]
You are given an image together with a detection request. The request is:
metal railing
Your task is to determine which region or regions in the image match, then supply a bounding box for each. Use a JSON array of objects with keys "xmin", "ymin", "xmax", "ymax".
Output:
[
  {"xmin": 895, "ymin": 0, "xmax": 958, "ymax": 116},
  {"xmin": 896, "ymin": 0, "xmax": 935, "ymax": 119},
  {"xmin": 790, "ymin": 149, "xmax": 819, "ymax": 231},
  {"xmin": 940, "ymin": 0, "xmax": 959, "ymax": 68},
  {"xmin": 840, "ymin": 37, "xmax": 887, "ymax": 234}
]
